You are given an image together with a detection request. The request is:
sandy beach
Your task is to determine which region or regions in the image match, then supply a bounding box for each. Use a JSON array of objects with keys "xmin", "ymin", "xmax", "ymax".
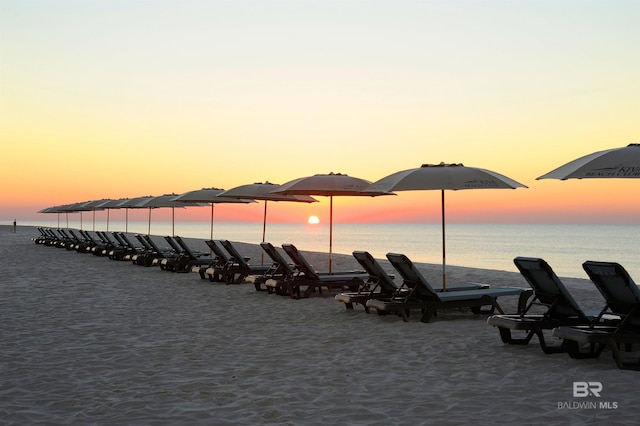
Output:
[{"xmin": 1, "ymin": 225, "xmax": 638, "ymax": 425}]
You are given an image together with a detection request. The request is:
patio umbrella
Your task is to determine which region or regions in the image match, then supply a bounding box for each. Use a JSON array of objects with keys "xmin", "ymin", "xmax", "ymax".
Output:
[
  {"xmin": 117, "ymin": 196, "xmax": 155, "ymax": 233},
  {"xmin": 60, "ymin": 201, "xmax": 94, "ymax": 230},
  {"xmin": 172, "ymin": 188, "xmax": 253, "ymax": 240},
  {"xmin": 367, "ymin": 163, "xmax": 527, "ymax": 290},
  {"xmin": 273, "ymin": 172, "xmax": 391, "ymax": 273},
  {"xmin": 219, "ymin": 182, "xmax": 318, "ymax": 264},
  {"xmin": 99, "ymin": 198, "xmax": 130, "ymax": 231},
  {"xmin": 81, "ymin": 199, "xmax": 112, "ymax": 231},
  {"xmin": 136, "ymin": 194, "xmax": 204, "ymax": 236},
  {"xmin": 39, "ymin": 205, "xmax": 68, "ymax": 228},
  {"xmin": 537, "ymin": 143, "xmax": 640, "ymax": 180}
]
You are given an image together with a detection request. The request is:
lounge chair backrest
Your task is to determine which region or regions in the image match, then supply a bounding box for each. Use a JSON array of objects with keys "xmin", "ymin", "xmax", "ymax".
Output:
[
  {"xmin": 386, "ymin": 253, "xmax": 440, "ymax": 300},
  {"xmin": 135, "ymin": 234, "xmax": 153, "ymax": 250},
  {"xmin": 164, "ymin": 236, "xmax": 183, "ymax": 254},
  {"xmin": 79, "ymin": 230, "xmax": 93, "ymax": 243},
  {"xmin": 112, "ymin": 232, "xmax": 126, "ymax": 246},
  {"xmin": 205, "ymin": 240, "xmax": 229, "ymax": 262},
  {"xmin": 68, "ymin": 229, "xmax": 82, "ymax": 242},
  {"xmin": 260, "ymin": 242, "xmax": 296, "ymax": 275},
  {"xmin": 118, "ymin": 233, "xmax": 137, "ymax": 249},
  {"xmin": 143, "ymin": 235, "xmax": 164, "ymax": 253},
  {"xmin": 100, "ymin": 231, "xmax": 116, "ymax": 245},
  {"xmin": 172, "ymin": 236, "xmax": 198, "ymax": 259},
  {"xmin": 352, "ymin": 251, "xmax": 397, "ymax": 292},
  {"xmin": 282, "ymin": 244, "xmax": 320, "ymax": 280},
  {"xmin": 582, "ymin": 261, "xmax": 640, "ymax": 326},
  {"xmin": 220, "ymin": 240, "xmax": 250, "ymax": 268},
  {"xmin": 513, "ymin": 257, "xmax": 585, "ymax": 318}
]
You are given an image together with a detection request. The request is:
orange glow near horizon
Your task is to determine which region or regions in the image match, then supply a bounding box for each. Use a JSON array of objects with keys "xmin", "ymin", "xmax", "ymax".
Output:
[{"xmin": 1, "ymin": 2, "xmax": 638, "ymax": 226}]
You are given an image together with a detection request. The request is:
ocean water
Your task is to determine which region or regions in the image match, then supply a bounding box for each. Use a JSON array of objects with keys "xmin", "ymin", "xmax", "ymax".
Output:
[{"xmin": 18, "ymin": 219, "xmax": 640, "ymax": 280}]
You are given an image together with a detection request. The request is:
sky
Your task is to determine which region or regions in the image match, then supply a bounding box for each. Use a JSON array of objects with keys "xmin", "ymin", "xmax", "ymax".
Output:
[{"xmin": 1, "ymin": 0, "xmax": 638, "ymax": 225}]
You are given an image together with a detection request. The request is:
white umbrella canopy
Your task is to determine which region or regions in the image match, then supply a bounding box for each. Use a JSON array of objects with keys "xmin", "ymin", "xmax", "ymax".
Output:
[
  {"xmin": 136, "ymin": 194, "xmax": 195, "ymax": 236},
  {"xmin": 39, "ymin": 204, "xmax": 71, "ymax": 228},
  {"xmin": 98, "ymin": 198, "xmax": 130, "ymax": 232},
  {"xmin": 273, "ymin": 172, "xmax": 391, "ymax": 273},
  {"xmin": 219, "ymin": 182, "xmax": 318, "ymax": 264},
  {"xmin": 116, "ymin": 196, "xmax": 155, "ymax": 233},
  {"xmin": 81, "ymin": 199, "xmax": 112, "ymax": 231},
  {"xmin": 172, "ymin": 188, "xmax": 253, "ymax": 240},
  {"xmin": 57, "ymin": 201, "xmax": 95, "ymax": 230},
  {"xmin": 537, "ymin": 143, "xmax": 640, "ymax": 180},
  {"xmin": 367, "ymin": 163, "xmax": 527, "ymax": 290}
]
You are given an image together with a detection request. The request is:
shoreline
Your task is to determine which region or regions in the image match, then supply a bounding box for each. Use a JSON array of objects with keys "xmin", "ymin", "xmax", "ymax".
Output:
[{"xmin": 1, "ymin": 225, "xmax": 638, "ymax": 424}]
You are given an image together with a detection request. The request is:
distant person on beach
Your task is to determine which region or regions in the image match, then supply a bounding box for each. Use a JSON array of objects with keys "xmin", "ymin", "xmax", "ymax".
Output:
[{"xmin": 13, "ymin": 219, "xmax": 17, "ymax": 233}]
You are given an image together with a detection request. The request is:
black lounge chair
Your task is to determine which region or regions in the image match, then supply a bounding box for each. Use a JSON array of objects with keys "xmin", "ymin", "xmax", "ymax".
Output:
[
  {"xmin": 219, "ymin": 240, "xmax": 271, "ymax": 284},
  {"xmin": 162, "ymin": 236, "xmax": 215, "ymax": 273},
  {"xmin": 131, "ymin": 235, "xmax": 177, "ymax": 267},
  {"xmin": 336, "ymin": 251, "xmax": 489, "ymax": 313},
  {"xmin": 255, "ymin": 242, "xmax": 298, "ymax": 293},
  {"xmin": 486, "ymin": 257, "xmax": 603, "ymax": 354},
  {"xmin": 200, "ymin": 240, "xmax": 236, "ymax": 282},
  {"xmin": 95, "ymin": 231, "xmax": 117, "ymax": 256},
  {"xmin": 366, "ymin": 253, "xmax": 525, "ymax": 323},
  {"xmin": 108, "ymin": 232, "xmax": 139, "ymax": 260},
  {"xmin": 334, "ymin": 251, "xmax": 400, "ymax": 312},
  {"xmin": 552, "ymin": 261, "xmax": 640, "ymax": 370},
  {"xmin": 281, "ymin": 243, "xmax": 368, "ymax": 299}
]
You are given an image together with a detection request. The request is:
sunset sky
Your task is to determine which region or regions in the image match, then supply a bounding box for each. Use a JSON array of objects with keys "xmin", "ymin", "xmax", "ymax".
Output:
[{"xmin": 1, "ymin": 0, "xmax": 638, "ymax": 225}]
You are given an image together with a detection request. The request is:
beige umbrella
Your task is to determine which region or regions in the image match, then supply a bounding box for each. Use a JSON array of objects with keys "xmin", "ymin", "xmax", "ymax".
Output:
[
  {"xmin": 367, "ymin": 163, "xmax": 527, "ymax": 290},
  {"xmin": 273, "ymin": 172, "xmax": 391, "ymax": 273},
  {"xmin": 537, "ymin": 143, "xmax": 640, "ymax": 180},
  {"xmin": 136, "ymin": 194, "xmax": 203, "ymax": 236},
  {"xmin": 219, "ymin": 182, "xmax": 317, "ymax": 264},
  {"xmin": 98, "ymin": 198, "xmax": 130, "ymax": 232},
  {"xmin": 117, "ymin": 196, "xmax": 155, "ymax": 233},
  {"xmin": 172, "ymin": 188, "xmax": 253, "ymax": 240},
  {"xmin": 81, "ymin": 199, "xmax": 112, "ymax": 232}
]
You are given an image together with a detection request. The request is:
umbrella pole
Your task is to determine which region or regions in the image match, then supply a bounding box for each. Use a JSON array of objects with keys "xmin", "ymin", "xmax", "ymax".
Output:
[
  {"xmin": 210, "ymin": 203, "xmax": 214, "ymax": 240},
  {"xmin": 172, "ymin": 207, "xmax": 175, "ymax": 237},
  {"xmin": 106, "ymin": 209, "xmax": 110, "ymax": 232},
  {"xmin": 261, "ymin": 200, "xmax": 268, "ymax": 264},
  {"xmin": 441, "ymin": 189, "xmax": 446, "ymax": 291},
  {"xmin": 92, "ymin": 210, "xmax": 95, "ymax": 232},
  {"xmin": 126, "ymin": 208, "xmax": 129, "ymax": 233},
  {"xmin": 329, "ymin": 196, "xmax": 333, "ymax": 274},
  {"xmin": 148, "ymin": 208, "xmax": 151, "ymax": 235}
]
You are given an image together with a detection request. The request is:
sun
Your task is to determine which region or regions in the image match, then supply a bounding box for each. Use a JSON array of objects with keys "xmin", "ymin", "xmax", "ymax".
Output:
[{"xmin": 308, "ymin": 215, "xmax": 320, "ymax": 224}]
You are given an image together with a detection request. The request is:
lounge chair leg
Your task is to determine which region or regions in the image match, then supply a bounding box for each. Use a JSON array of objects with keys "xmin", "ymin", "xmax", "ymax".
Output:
[
  {"xmin": 420, "ymin": 307, "xmax": 437, "ymax": 323},
  {"xmin": 564, "ymin": 340, "xmax": 605, "ymax": 359}
]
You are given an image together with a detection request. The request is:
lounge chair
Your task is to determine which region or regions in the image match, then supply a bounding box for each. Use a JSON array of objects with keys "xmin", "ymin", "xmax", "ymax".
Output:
[
  {"xmin": 131, "ymin": 235, "xmax": 177, "ymax": 267},
  {"xmin": 219, "ymin": 240, "xmax": 271, "ymax": 284},
  {"xmin": 366, "ymin": 253, "xmax": 526, "ymax": 323},
  {"xmin": 95, "ymin": 231, "xmax": 117, "ymax": 256},
  {"xmin": 199, "ymin": 240, "xmax": 236, "ymax": 282},
  {"xmin": 486, "ymin": 257, "xmax": 601, "ymax": 354},
  {"xmin": 281, "ymin": 243, "xmax": 369, "ymax": 299},
  {"xmin": 162, "ymin": 236, "xmax": 215, "ymax": 273},
  {"xmin": 334, "ymin": 251, "xmax": 400, "ymax": 312},
  {"xmin": 552, "ymin": 261, "xmax": 640, "ymax": 370},
  {"xmin": 116, "ymin": 232, "xmax": 145, "ymax": 261},
  {"xmin": 255, "ymin": 242, "xmax": 298, "ymax": 293},
  {"xmin": 336, "ymin": 251, "xmax": 490, "ymax": 313}
]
